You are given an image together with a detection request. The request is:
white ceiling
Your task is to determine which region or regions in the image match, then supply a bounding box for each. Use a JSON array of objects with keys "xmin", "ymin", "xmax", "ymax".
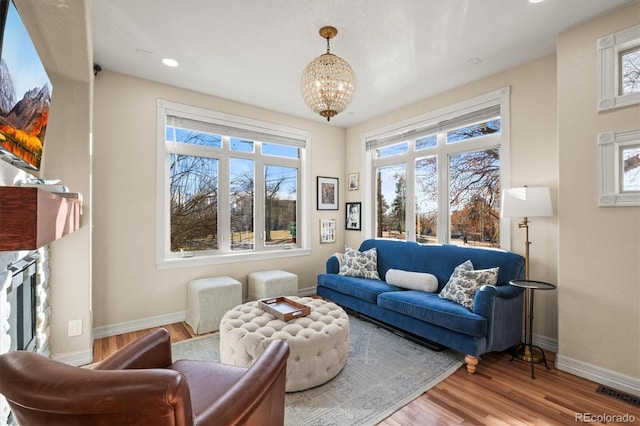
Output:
[{"xmin": 89, "ymin": 0, "xmax": 636, "ymax": 127}]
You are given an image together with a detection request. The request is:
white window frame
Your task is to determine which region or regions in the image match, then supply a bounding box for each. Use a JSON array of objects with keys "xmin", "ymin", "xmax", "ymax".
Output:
[
  {"xmin": 156, "ymin": 99, "xmax": 311, "ymax": 268},
  {"xmin": 598, "ymin": 128, "xmax": 640, "ymax": 207},
  {"xmin": 361, "ymin": 87, "xmax": 512, "ymax": 249},
  {"xmin": 597, "ymin": 24, "xmax": 640, "ymax": 111}
]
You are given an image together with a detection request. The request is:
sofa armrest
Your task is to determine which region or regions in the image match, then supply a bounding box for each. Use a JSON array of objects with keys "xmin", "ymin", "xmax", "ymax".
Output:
[
  {"xmin": 94, "ymin": 328, "xmax": 173, "ymax": 370},
  {"xmin": 473, "ymin": 285, "xmax": 524, "ymax": 352},
  {"xmin": 326, "ymin": 254, "xmax": 340, "ymax": 274}
]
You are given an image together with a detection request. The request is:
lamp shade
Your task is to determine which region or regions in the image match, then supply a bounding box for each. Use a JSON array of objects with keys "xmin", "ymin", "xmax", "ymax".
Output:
[{"xmin": 501, "ymin": 187, "xmax": 553, "ymax": 218}]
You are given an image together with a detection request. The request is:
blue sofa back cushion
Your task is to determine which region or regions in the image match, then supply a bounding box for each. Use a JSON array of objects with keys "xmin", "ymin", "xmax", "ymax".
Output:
[
  {"xmin": 359, "ymin": 239, "xmax": 525, "ymax": 292},
  {"xmin": 359, "ymin": 239, "xmax": 420, "ymax": 277}
]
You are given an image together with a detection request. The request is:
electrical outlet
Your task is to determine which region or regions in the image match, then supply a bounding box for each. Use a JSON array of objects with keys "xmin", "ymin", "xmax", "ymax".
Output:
[{"xmin": 68, "ymin": 319, "xmax": 82, "ymax": 337}]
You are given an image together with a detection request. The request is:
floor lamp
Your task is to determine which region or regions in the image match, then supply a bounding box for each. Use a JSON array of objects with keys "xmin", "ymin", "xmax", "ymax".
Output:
[
  {"xmin": 501, "ymin": 186, "xmax": 553, "ymax": 280},
  {"xmin": 501, "ymin": 186, "xmax": 553, "ymax": 363}
]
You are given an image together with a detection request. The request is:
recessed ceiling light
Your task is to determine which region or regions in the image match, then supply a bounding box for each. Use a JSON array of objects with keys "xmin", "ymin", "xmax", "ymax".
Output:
[
  {"xmin": 162, "ymin": 58, "xmax": 179, "ymax": 67},
  {"xmin": 529, "ymin": 0, "xmax": 544, "ymax": 3}
]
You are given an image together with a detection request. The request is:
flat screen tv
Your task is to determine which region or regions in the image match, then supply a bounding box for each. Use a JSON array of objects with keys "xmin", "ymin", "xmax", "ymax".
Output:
[{"xmin": 0, "ymin": 0, "xmax": 52, "ymax": 171}]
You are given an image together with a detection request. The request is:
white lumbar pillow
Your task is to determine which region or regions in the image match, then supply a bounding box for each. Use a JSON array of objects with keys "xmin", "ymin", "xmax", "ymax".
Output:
[{"xmin": 385, "ymin": 269, "xmax": 438, "ymax": 292}]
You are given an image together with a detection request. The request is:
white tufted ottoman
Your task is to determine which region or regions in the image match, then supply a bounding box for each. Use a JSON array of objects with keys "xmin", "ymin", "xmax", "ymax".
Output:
[
  {"xmin": 220, "ymin": 296, "xmax": 349, "ymax": 392},
  {"xmin": 185, "ymin": 276, "xmax": 242, "ymax": 334},
  {"xmin": 247, "ymin": 270, "xmax": 298, "ymax": 300}
]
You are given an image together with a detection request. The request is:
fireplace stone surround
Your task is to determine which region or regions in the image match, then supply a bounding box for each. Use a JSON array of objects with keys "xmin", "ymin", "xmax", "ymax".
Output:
[{"xmin": 0, "ymin": 246, "xmax": 51, "ymax": 425}]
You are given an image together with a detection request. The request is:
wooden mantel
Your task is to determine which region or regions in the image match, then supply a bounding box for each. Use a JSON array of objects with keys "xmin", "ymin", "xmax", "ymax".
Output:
[{"xmin": 0, "ymin": 186, "xmax": 82, "ymax": 251}]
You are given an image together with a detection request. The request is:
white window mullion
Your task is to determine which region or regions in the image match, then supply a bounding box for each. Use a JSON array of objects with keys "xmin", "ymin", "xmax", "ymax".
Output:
[
  {"xmin": 255, "ymin": 157, "xmax": 266, "ymax": 250},
  {"xmin": 437, "ymin": 133, "xmax": 450, "ymax": 244},
  {"xmin": 218, "ymin": 136, "xmax": 231, "ymax": 253},
  {"xmin": 406, "ymin": 159, "xmax": 416, "ymax": 241}
]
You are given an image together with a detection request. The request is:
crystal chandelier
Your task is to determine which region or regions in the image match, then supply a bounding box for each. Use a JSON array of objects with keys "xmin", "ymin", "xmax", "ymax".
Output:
[{"xmin": 301, "ymin": 26, "xmax": 356, "ymax": 121}]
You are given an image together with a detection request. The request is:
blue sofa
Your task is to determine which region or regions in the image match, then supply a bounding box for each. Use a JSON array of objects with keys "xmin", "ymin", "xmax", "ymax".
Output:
[{"xmin": 317, "ymin": 239, "xmax": 525, "ymax": 373}]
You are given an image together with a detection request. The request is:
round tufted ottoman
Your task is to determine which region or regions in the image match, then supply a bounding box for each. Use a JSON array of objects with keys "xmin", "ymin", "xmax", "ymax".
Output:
[{"xmin": 219, "ymin": 296, "xmax": 349, "ymax": 392}]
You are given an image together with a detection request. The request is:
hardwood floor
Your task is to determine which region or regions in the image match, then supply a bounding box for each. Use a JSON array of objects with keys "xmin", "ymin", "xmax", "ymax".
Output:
[{"xmin": 94, "ymin": 323, "xmax": 640, "ymax": 425}]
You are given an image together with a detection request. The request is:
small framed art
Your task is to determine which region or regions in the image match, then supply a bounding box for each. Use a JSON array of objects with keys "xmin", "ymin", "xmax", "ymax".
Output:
[
  {"xmin": 320, "ymin": 218, "xmax": 336, "ymax": 243},
  {"xmin": 348, "ymin": 173, "xmax": 359, "ymax": 191},
  {"xmin": 317, "ymin": 176, "xmax": 339, "ymax": 210},
  {"xmin": 346, "ymin": 202, "xmax": 361, "ymax": 231}
]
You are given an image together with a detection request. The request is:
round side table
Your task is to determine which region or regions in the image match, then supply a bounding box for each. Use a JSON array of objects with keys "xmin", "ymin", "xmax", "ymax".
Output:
[{"xmin": 509, "ymin": 279, "xmax": 556, "ymax": 379}]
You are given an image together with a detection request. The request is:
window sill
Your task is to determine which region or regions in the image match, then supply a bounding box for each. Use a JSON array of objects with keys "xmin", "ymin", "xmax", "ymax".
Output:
[{"xmin": 157, "ymin": 247, "xmax": 311, "ymax": 270}]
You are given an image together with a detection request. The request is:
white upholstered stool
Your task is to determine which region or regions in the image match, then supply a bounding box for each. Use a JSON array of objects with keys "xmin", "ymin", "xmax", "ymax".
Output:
[
  {"xmin": 186, "ymin": 276, "xmax": 241, "ymax": 334},
  {"xmin": 247, "ymin": 270, "xmax": 298, "ymax": 300},
  {"xmin": 220, "ymin": 296, "xmax": 349, "ymax": 392}
]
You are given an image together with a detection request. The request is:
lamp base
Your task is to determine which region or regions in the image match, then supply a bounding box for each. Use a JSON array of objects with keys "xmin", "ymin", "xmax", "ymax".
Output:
[{"xmin": 513, "ymin": 344, "xmax": 545, "ymax": 363}]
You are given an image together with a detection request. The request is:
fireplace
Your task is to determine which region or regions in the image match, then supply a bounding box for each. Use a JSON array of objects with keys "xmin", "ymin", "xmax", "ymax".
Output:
[
  {"xmin": 1, "ymin": 246, "xmax": 51, "ymax": 426},
  {"xmin": 6, "ymin": 252, "xmax": 38, "ymax": 352}
]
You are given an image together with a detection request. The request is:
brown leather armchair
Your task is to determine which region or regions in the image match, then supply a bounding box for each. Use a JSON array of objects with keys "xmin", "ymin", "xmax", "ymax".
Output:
[{"xmin": 0, "ymin": 328, "xmax": 289, "ymax": 425}]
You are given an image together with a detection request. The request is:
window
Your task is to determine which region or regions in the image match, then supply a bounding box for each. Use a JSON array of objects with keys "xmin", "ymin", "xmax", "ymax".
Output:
[
  {"xmin": 597, "ymin": 24, "xmax": 640, "ymax": 111},
  {"xmin": 364, "ymin": 88, "xmax": 510, "ymax": 248},
  {"xmin": 157, "ymin": 100, "xmax": 310, "ymax": 266}
]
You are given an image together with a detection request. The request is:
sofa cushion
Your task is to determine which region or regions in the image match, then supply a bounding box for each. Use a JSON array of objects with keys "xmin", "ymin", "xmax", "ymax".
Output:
[
  {"xmin": 317, "ymin": 274, "xmax": 402, "ymax": 304},
  {"xmin": 385, "ymin": 269, "xmax": 438, "ymax": 292},
  {"xmin": 359, "ymin": 239, "xmax": 421, "ymax": 279},
  {"xmin": 439, "ymin": 261, "xmax": 499, "ymax": 310},
  {"xmin": 377, "ymin": 290, "xmax": 487, "ymax": 337},
  {"xmin": 339, "ymin": 247, "xmax": 381, "ymax": 280}
]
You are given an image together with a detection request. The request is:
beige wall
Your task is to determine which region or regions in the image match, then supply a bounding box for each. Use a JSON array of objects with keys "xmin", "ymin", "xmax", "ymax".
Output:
[
  {"xmin": 92, "ymin": 71, "xmax": 345, "ymax": 329},
  {"xmin": 557, "ymin": 3, "xmax": 640, "ymax": 380},
  {"xmin": 41, "ymin": 79, "xmax": 93, "ymax": 357},
  {"xmin": 345, "ymin": 54, "xmax": 560, "ymax": 340}
]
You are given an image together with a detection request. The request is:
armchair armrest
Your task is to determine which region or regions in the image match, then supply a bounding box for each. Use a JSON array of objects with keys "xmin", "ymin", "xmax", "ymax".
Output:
[
  {"xmin": 0, "ymin": 351, "xmax": 192, "ymax": 425},
  {"xmin": 95, "ymin": 328, "xmax": 173, "ymax": 370},
  {"xmin": 193, "ymin": 339, "xmax": 290, "ymax": 425}
]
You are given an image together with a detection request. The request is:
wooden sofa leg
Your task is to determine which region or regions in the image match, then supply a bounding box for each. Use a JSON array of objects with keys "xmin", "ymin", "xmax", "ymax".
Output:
[{"xmin": 464, "ymin": 355, "xmax": 478, "ymax": 373}]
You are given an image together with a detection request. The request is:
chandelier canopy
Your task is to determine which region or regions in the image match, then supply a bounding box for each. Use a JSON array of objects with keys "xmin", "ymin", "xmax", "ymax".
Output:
[{"xmin": 301, "ymin": 26, "xmax": 356, "ymax": 121}]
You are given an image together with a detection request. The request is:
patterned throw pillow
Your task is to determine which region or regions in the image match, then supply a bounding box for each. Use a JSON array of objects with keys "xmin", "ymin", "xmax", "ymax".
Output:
[
  {"xmin": 439, "ymin": 260, "xmax": 499, "ymax": 310},
  {"xmin": 339, "ymin": 247, "xmax": 381, "ymax": 280}
]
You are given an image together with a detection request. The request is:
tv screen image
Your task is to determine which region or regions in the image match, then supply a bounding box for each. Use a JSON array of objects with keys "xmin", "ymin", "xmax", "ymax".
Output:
[{"xmin": 0, "ymin": 0, "xmax": 52, "ymax": 171}]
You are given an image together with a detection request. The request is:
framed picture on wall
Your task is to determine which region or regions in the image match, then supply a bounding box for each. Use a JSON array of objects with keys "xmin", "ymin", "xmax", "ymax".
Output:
[
  {"xmin": 346, "ymin": 202, "xmax": 361, "ymax": 230},
  {"xmin": 320, "ymin": 218, "xmax": 336, "ymax": 243},
  {"xmin": 317, "ymin": 176, "xmax": 339, "ymax": 210},
  {"xmin": 348, "ymin": 173, "xmax": 359, "ymax": 191}
]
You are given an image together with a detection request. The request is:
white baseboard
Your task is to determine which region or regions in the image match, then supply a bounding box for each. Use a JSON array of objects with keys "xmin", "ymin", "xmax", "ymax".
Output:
[
  {"xmin": 52, "ymin": 349, "xmax": 93, "ymax": 367},
  {"xmin": 298, "ymin": 285, "xmax": 317, "ymax": 296},
  {"xmin": 556, "ymin": 354, "xmax": 640, "ymax": 397},
  {"xmin": 92, "ymin": 311, "xmax": 186, "ymax": 340},
  {"xmin": 533, "ymin": 333, "xmax": 558, "ymax": 353}
]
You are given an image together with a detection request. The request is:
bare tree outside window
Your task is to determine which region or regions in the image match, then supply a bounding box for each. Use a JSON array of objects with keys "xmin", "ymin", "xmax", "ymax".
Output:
[
  {"xmin": 449, "ymin": 148, "xmax": 500, "ymax": 247},
  {"xmin": 230, "ymin": 157, "xmax": 254, "ymax": 251},
  {"xmin": 376, "ymin": 164, "xmax": 405, "ymax": 239},
  {"xmin": 170, "ymin": 153, "xmax": 218, "ymax": 252},
  {"xmin": 415, "ymin": 155, "xmax": 437, "ymax": 243},
  {"xmin": 264, "ymin": 165, "xmax": 297, "ymax": 246},
  {"xmin": 621, "ymin": 47, "xmax": 640, "ymax": 95}
]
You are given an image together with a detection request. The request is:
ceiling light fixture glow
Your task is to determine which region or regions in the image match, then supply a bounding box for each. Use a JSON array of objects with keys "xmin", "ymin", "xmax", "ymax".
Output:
[{"xmin": 162, "ymin": 58, "xmax": 179, "ymax": 67}]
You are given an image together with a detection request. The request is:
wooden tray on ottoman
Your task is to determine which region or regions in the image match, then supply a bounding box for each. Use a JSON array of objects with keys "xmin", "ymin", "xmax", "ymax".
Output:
[{"xmin": 259, "ymin": 297, "xmax": 310, "ymax": 321}]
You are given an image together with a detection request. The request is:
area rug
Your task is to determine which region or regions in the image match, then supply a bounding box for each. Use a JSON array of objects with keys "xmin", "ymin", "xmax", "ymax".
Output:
[{"xmin": 172, "ymin": 316, "xmax": 464, "ymax": 426}]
